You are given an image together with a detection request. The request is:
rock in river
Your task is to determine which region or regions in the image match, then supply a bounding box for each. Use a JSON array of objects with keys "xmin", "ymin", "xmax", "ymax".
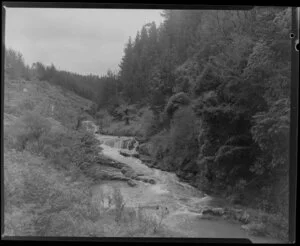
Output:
[
  {"xmin": 127, "ymin": 179, "xmax": 137, "ymax": 187},
  {"xmin": 202, "ymin": 207, "xmax": 225, "ymax": 216}
]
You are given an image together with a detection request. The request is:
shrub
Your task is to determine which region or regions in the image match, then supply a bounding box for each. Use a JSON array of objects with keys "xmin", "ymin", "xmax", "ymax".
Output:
[
  {"xmin": 5, "ymin": 111, "xmax": 51, "ymax": 151},
  {"xmin": 165, "ymin": 92, "xmax": 190, "ymax": 118},
  {"xmin": 39, "ymin": 129, "xmax": 101, "ymax": 174}
]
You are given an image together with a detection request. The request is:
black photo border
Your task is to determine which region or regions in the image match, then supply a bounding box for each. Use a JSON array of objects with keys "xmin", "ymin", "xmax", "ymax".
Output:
[{"xmin": 1, "ymin": 2, "xmax": 298, "ymax": 244}]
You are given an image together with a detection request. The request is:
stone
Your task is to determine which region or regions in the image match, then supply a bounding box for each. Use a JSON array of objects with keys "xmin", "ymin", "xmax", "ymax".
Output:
[
  {"xmin": 121, "ymin": 167, "xmax": 137, "ymax": 179},
  {"xmin": 132, "ymin": 153, "xmax": 140, "ymax": 158},
  {"xmin": 121, "ymin": 167, "xmax": 127, "ymax": 174},
  {"xmin": 137, "ymin": 176, "xmax": 156, "ymax": 184},
  {"xmin": 120, "ymin": 150, "xmax": 130, "ymax": 157},
  {"xmin": 202, "ymin": 207, "xmax": 225, "ymax": 216},
  {"xmin": 148, "ymin": 179, "xmax": 156, "ymax": 184},
  {"xmin": 127, "ymin": 179, "xmax": 137, "ymax": 187},
  {"xmin": 139, "ymin": 155, "xmax": 153, "ymax": 164}
]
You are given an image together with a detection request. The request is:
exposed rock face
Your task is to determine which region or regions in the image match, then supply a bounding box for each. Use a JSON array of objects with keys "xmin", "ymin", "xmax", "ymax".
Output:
[
  {"xmin": 119, "ymin": 150, "xmax": 140, "ymax": 158},
  {"xmin": 96, "ymin": 157, "xmax": 124, "ymax": 169},
  {"xmin": 139, "ymin": 155, "xmax": 153, "ymax": 164},
  {"xmin": 85, "ymin": 166, "xmax": 130, "ymax": 182},
  {"xmin": 131, "ymin": 153, "xmax": 140, "ymax": 158}
]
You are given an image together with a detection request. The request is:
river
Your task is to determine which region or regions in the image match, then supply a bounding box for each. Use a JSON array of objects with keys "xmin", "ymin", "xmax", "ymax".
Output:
[{"xmin": 83, "ymin": 120, "xmax": 282, "ymax": 243}]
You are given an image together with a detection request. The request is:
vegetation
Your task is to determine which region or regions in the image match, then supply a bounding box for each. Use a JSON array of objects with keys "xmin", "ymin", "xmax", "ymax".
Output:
[
  {"xmin": 4, "ymin": 6, "xmax": 291, "ymax": 240},
  {"xmin": 104, "ymin": 7, "xmax": 290, "ymax": 240},
  {"xmin": 3, "ymin": 61, "xmax": 171, "ymax": 237}
]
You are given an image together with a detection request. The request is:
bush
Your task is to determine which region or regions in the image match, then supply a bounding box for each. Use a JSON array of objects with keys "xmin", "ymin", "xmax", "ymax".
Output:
[
  {"xmin": 39, "ymin": 129, "xmax": 102, "ymax": 174},
  {"xmin": 6, "ymin": 111, "xmax": 51, "ymax": 151},
  {"xmin": 165, "ymin": 92, "xmax": 190, "ymax": 118}
]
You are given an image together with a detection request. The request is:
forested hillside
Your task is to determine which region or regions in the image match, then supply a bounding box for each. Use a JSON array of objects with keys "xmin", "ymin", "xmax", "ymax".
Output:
[{"xmin": 113, "ymin": 7, "xmax": 291, "ymax": 223}]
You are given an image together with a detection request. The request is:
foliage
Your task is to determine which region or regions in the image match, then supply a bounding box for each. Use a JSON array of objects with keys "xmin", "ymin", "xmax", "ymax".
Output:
[
  {"xmin": 4, "ymin": 7, "xmax": 291, "ymax": 240},
  {"xmin": 6, "ymin": 111, "xmax": 52, "ymax": 151},
  {"xmin": 165, "ymin": 92, "xmax": 190, "ymax": 118},
  {"xmin": 4, "ymin": 48, "xmax": 32, "ymax": 80}
]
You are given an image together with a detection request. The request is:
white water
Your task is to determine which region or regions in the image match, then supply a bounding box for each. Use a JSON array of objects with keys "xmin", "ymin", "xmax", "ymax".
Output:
[{"xmin": 84, "ymin": 121, "xmax": 283, "ymax": 243}]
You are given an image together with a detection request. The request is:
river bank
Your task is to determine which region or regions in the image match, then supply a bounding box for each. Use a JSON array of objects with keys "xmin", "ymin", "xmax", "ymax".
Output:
[{"xmin": 85, "ymin": 120, "xmax": 285, "ymax": 243}]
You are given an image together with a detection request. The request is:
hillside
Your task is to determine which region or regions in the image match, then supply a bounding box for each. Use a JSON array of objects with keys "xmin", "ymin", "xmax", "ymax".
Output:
[
  {"xmin": 3, "ymin": 77, "xmax": 179, "ymax": 237},
  {"xmin": 4, "ymin": 77, "xmax": 93, "ymax": 128}
]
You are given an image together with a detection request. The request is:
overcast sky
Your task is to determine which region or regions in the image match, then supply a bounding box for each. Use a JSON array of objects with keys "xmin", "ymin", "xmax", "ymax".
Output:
[{"xmin": 5, "ymin": 8, "xmax": 164, "ymax": 76}]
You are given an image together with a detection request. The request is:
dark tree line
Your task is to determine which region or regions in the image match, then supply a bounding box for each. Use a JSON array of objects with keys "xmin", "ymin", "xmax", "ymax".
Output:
[{"xmin": 117, "ymin": 7, "xmax": 291, "ymax": 219}]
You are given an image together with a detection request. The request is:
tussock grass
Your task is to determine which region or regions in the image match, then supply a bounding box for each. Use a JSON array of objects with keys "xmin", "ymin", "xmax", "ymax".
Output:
[
  {"xmin": 4, "ymin": 78, "xmax": 92, "ymax": 128},
  {"xmin": 3, "ymin": 149, "xmax": 107, "ymax": 237},
  {"xmin": 3, "ymin": 78, "xmax": 172, "ymax": 237}
]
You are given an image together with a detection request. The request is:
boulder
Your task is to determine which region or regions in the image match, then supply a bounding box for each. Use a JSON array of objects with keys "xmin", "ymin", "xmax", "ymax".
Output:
[
  {"xmin": 202, "ymin": 207, "xmax": 225, "ymax": 216},
  {"xmin": 119, "ymin": 150, "xmax": 139, "ymax": 158},
  {"xmin": 96, "ymin": 157, "xmax": 124, "ymax": 169},
  {"xmin": 137, "ymin": 176, "xmax": 156, "ymax": 184},
  {"xmin": 98, "ymin": 170, "xmax": 130, "ymax": 181},
  {"xmin": 120, "ymin": 150, "xmax": 131, "ymax": 157},
  {"xmin": 148, "ymin": 179, "xmax": 156, "ymax": 184},
  {"xmin": 132, "ymin": 153, "xmax": 140, "ymax": 158},
  {"xmin": 121, "ymin": 167, "xmax": 137, "ymax": 179},
  {"xmin": 127, "ymin": 179, "xmax": 137, "ymax": 187},
  {"xmin": 139, "ymin": 155, "xmax": 153, "ymax": 164}
]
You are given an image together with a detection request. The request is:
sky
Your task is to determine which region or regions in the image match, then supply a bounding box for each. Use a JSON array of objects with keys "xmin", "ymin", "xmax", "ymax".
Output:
[{"xmin": 5, "ymin": 8, "xmax": 164, "ymax": 76}]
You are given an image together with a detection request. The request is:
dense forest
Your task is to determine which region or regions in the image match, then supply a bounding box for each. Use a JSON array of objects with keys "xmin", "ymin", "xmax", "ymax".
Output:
[
  {"xmin": 5, "ymin": 6, "xmax": 291, "ymax": 235},
  {"xmin": 112, "ymin": 7, "xmax": 290, "ymax": 220}
]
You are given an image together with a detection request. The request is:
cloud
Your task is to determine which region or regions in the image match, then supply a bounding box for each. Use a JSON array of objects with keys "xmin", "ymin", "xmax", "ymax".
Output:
[{"xmin": 4, "ymin": 8, "xmax": 164, "ymax": 75}]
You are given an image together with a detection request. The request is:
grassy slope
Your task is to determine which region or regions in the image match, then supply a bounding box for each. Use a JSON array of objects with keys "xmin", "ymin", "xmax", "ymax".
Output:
[
  {"xmin": 3, "ymin": 78, "xmax": 98, "ymax": 236},
  {"xmin": 3, "ymin": 78, "xmax": 170, "ymax": 237},
  {"xmin": 4, "ymin": 78, "xmax": 93, "ymax": 128}
]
